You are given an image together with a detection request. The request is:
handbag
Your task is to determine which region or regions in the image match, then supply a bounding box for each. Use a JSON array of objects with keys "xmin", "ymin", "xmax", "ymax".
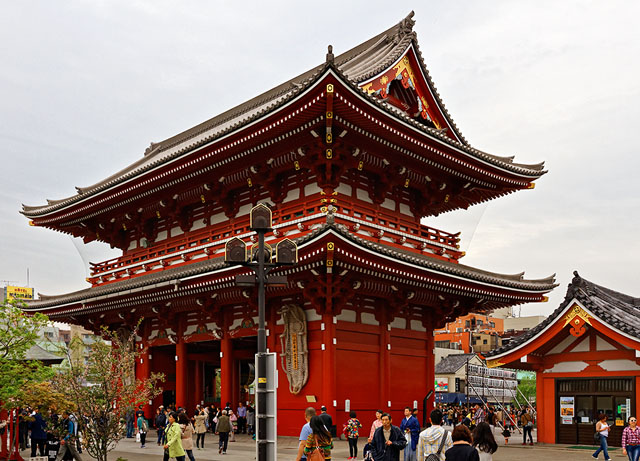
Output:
[
  {"xmin": 594, "ymin": 431, "xmax": 601, "ymax": 443},
  {"xmin": 308, "ymin": 435, "xmax": 325, "ymax": 461},
  {"xmin": 136, "ymin": 432, "xmax": 141, "ymax": 443}
]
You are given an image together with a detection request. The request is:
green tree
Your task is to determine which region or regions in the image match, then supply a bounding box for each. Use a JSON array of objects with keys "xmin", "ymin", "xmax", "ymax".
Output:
[
  {"xmin": 514, "ymin": 377, "xmax": 536, "ymax": 407},
  {"xmin": 0, "ymin": 299, "xmax": 52, "ymax": 408},
  {"xmin": 53, "ymin": 324, "xmax": 163, "ymax": 461}
]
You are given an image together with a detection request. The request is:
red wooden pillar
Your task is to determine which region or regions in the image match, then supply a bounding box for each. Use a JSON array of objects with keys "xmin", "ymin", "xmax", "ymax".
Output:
[
  {"xmin": 194, "ymin": 360, "xmax": 202, "ymax": 407},
  {"xmin": 175, "ymin": 338, "xmax": 187, "ymax": 409},
  {"xmin": 322, "ymin": 311, "xmax": 336, "ymax": 411},
  {"xmin": 0, "ymin": 409, "xmax": 8, "ymax": 460},
  {"xmin": 136, "ymin": 322, "xmax": 152, "ymax": 418},
  {"xmin": 425, "ymin": 317, "xmax": 435, "ymax": 413},
  {"xmin": 379, "ymin": 309, "xmax": 391, "ymax": 410},
  {"xmin": 221, "ymin": 333, "xmax": 233, "ymax": 407}
]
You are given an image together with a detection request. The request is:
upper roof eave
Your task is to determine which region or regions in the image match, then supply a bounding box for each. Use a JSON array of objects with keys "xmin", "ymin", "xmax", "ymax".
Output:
[{"xmin": 22, "ymin": 12, "xmax": 547, "ymax": 219}]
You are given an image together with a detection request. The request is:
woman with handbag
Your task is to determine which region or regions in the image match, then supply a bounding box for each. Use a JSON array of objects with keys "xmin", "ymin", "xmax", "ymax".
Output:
[
  {"xmin": 592, "ymin": 413, "xmax": 612, "ymax": 460},
  {"xmin": 178, "ymin": 413, "xmax": 196, "ymax": 461},
  {"xmin": 304, "ymin": 415, "xmax": 333, "ymax": 460}
]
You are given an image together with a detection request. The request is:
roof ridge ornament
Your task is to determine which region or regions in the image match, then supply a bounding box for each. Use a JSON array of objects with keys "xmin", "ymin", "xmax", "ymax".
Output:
[
  {"xmin": 326, "ymin": 45, "xmax": 334, "ymax": 64},
  {"xmin": 398, "ymin": 11, "xmax": 416, "ymax": 36}
]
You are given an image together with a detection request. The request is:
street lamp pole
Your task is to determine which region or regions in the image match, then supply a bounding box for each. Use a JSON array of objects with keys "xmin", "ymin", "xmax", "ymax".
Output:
[{"xmin": 225, "ymin": 204, "xmax": 298, "ymax": 461}]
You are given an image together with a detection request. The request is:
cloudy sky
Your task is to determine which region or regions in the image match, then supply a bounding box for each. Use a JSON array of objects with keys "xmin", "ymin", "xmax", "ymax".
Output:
[{"xmin": 1, "ymin": 1, "xmax": 638, "ymax": 317}]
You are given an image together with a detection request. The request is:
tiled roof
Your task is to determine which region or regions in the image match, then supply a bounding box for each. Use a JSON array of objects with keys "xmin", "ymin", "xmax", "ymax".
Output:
[
  {"xmin": 22, "ymin": 12, "xmax": 546, "ymax": 218},
  {"xmin": 24, "ymin": 344, "xmax": 64, "ymax": 364},
  {"xmin": 435, "ymin": 353, "xmax": 477, "ymax": 374},
  {"xmin": 485, "ymin": 271, "xmax": 640, "ymax": 358},
  {"xmin": 25, "ymin": 218, "xmax": 556, "ymax": 312}
]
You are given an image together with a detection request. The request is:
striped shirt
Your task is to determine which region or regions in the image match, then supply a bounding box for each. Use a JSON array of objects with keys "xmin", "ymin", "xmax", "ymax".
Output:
[{"xmin": 622, "ymin": 426, "xmax": 640, "ymax": 448}]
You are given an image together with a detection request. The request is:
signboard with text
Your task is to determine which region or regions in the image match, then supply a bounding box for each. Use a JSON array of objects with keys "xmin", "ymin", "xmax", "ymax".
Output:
[{"xmin": 5, "ymin": 286, "xmax": 34, "ymax": 301}]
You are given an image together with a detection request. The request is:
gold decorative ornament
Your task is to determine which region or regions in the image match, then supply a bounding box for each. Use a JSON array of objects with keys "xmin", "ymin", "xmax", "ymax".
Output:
[{"xmin": 326, "ymin": 84, "xmax": 334, "ymax": 93}]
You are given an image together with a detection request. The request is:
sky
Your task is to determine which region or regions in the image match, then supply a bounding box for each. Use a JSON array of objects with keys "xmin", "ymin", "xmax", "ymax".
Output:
[{"xmin": 1, "ymin": 1, "xmax": 638, "ymax": 317}]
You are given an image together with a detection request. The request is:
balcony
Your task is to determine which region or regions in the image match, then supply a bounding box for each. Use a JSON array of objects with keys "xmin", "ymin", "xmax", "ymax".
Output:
[{"xmin": 88, "ymin": 195, "xmax": 462, "ymax": 287}]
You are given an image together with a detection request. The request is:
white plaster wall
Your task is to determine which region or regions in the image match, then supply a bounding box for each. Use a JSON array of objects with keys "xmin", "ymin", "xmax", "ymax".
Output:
[
  {"xmin": 210, "ymin": 212, "xmax": 226, "ymax": 225},
  {"xmin": 572, "ymin": 337, "xmax": 590, "ymax": 352},
  {"xmin": 543, "ymin": 361, "xmax": 588, "ymax": 373},
  {"xmin": 391, "ymin": 317, "xmax": 406, "ymax": 329},
  {"xmin": 596, "ymin": 335, "xmax": 617, "ymax": 351},
  {"xmin": 335, "ymin": 183, "xmax": 351, "ymax": 196},
  {"xmin": 191, "ymin": 219, "xmax": 206, "ymax": 231},
  {"xmin": 410, "ymin": 319, "xmax": 426, "ymax": 332},
  {"xmin": 282, "ymin": 188, "xmax": 300, "ymax": 203},
  {"xmin": 599, "ymin": 360, "xmax": 640, "ymax": 371},
  {"xmin": 548, "ymin": 335, "xmax": 576, "ymax": 354},
  {"xmin": 361, "ymin": 312, "xmax": 379, "ymax": 326},
  {"xmin": 305, "ymin": 309, "xmax": 322, "ymax": 322},
  {"xmin": 356, "ymin": 188, "xmax": 369, "ymax": 202},
  {"xmin": 171, "ymin": 226, "xmax": 183, "ymax": 236},
  {"xmin": 399, "ymin": 203, "xmax": 411, "ymax": 215},
  {"xmin": 381, "ymin": 198, "xmax": 395, "ymax": 210},
  {"xmin": 304, "ymin": 183, "xmax": 322, "ymax": 196},
  {"xmin": 336, "ymin": 309, "xmax": 356, "ymax": 322},
  {"xmin": 238, "ymin": 204, "xmax": 252, "ymax": 216}
]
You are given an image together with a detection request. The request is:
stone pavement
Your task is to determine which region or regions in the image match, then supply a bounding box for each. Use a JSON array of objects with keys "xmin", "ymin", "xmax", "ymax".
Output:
[{"xmin": 20, "ymin": 429, "xmax": 626, "ymax": 460}]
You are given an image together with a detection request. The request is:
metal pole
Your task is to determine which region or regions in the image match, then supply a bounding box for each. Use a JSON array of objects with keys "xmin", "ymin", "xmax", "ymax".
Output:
[
  {"xmin": 256, "ymin": 229, "xmax": 267, "ymax": 461},
  {"xmin": 257, "ymin": 229, "xmax": 266, "ymax": 355}
]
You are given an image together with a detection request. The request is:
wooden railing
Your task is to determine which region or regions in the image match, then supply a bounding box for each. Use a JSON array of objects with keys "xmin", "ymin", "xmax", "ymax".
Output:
[{"xmin": 88, "ymin": 195, "xmax": 461, "ymax": 286}]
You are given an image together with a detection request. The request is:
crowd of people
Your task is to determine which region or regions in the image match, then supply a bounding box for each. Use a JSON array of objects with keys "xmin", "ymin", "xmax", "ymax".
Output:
[
  {"xmin": 294, "ymin": 406, "xmax": 500, "ymax": 461},
  {"xmin": 0, "ymin": 407, "xmax": 85, "ymax": 461},
  {"xmin": 146, "ymin": 401, "xmax": 256, "ymax": 458}
]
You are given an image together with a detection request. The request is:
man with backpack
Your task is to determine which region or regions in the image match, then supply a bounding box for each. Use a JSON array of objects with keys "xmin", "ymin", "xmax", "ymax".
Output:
[
  {"xmin": 416, "ymin": 409, "xmax": 452, "ymax": 461},
  {"xmin": 55, "ymin": 411, "xmax": 83, "ymax": 461}
]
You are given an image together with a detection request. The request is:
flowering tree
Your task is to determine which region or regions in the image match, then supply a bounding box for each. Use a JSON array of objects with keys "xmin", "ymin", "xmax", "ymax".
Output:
[
  {"xmin": 53, "ymin": 324, "xmax": 163, "ymax": 461},
  {"xmin": 0, "ymin": 299, "xmax": 52, "ymax": 408}
]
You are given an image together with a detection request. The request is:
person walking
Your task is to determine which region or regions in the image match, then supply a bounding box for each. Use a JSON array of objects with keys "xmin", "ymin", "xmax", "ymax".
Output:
[
  {"xmin": 178, "ymin": 413, "xmax": 195, "ymax": 461},
  {"xmin": 194, "ymin": 410, "xmax": 207, "ymax": 449},
  {"xmin": 319, "ymin": 406, "xmax": 333, "ymax": 436},
  {"xmin": 304, "ymin": 415, "xmax": 333, "ymax": 460},
  {"xmin": 237, "ymin": 402, "xmax": 247, "ymax": 434},
  {"xmin": 156, "ymin": 406, "xmax": 167, "ymax": 446},
  {"xmin": 216, "ymin": 410, "xmax": 231, "ymax": 455},
  {"xmin": 29, "ymin": 408, "xmax": 47, "ymax": 457},
  {"xmin": 520, "ymin": 407, "xmax": 534, "ymax": 445},
  {"xmin": 345, "ymin": 411, "xmax": 363, "ymax": 460},
  {"xmin": 247, "ymin": 405, "xmax": 255, "ymax": 436},
  {"xmin": 163, "ymin": 411, "xmax": 186, "ymax": 461},
  {"xmin": 622, "ymin": 415, "xmax": 639, "ymax": 461},
  {"xmin": 296, "ymin": 407, "xmax": 316, "ymax": 461},
  {"xmin": 400, "ymin": 406, "xmax": 420, "ymax": 461},
  {"xmin": 471, "ymin": 422, "xmax": 497, "ymax": 461},
  {"xmin": 370, "ymin": 413, "xmax": 407, "ymax": 461},
  {"xmin": 472, "ymin": 405, "xmax": 485, "ymax": 428},
  {"xmin": 137, "ymin": 411, "xmax": 149, "ymax": 448},
  {"xmin": 369, "ymin": 410, "xmax": 384, "ymax": 443},
  {"xmin": 444, "ymin": 425, "xmax": 480, "ymax": 461},
  {"xmin": 416, "ymin": 409, "xmax": 453, "ymax": 461},
  {"xmin": 592, "ymin": 412, "xmax": 612, "ymax": 460},
  {"xmin": 55, "ymin": 411, "xmax": 83, "ymax": 461}
]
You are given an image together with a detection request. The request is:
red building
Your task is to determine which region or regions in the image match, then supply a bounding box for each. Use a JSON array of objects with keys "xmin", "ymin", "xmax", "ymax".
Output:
[
  {"xmin": 21, "ymin": 13, "xmax": 555, "ymax": 435},
  {"xmin": 485, "ymin": 272, "xmax": 640, "ymax": 446}
]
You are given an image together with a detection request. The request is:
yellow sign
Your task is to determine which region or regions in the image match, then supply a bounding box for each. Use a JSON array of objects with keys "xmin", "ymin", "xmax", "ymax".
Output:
[
  {"xmin": 258, "ymin": 378, "xmax": 267, "ymax": 384},
  {"xmin": 616, "ymin": 419, "xmax": 624, "ymax": 426},
  {"xmin": 6, "ymin": 286, "xmax": 34, "ymax": 301}
]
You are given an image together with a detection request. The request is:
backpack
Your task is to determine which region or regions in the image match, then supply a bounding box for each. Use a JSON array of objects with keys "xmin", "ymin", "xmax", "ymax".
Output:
[
  {"xmin": 141, "ymin": 418, "xmax": 149, "ymax": 433},
  {"xmin": 425, "ymin": 429, "xmax": 448, "ymax": 461}
]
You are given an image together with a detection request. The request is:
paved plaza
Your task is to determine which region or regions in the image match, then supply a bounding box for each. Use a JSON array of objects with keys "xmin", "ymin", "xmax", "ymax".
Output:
[{"xmin": 18, "ymin": 427, "xmax": 626, "ymax": 461}]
